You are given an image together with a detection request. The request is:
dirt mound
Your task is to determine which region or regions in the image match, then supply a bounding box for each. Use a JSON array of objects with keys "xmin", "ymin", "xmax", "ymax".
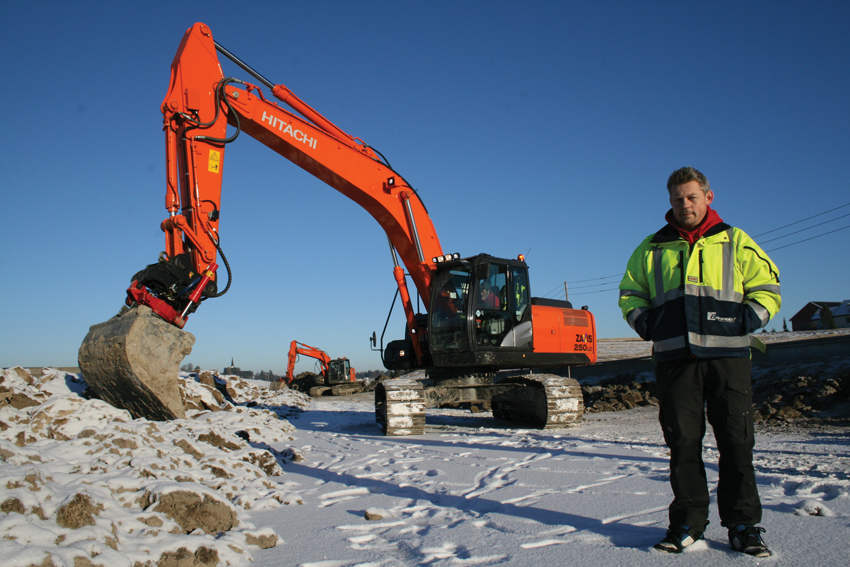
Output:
[
  {"xmin": 579, "ymin": 355, "xmax": 850, "ymax": 426},
  {"xmin": 147, "ymin": 490, "xmax": 238, "ymax": 535},
  {"xmin": 0, "ymin": 366, "xmax": 308, "ymax": 565}
]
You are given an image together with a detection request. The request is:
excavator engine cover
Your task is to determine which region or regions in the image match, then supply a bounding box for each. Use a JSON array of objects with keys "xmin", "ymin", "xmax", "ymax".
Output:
[{"xmin": 78, "ymin": 304, "xmax": 195, "ymax": 420}]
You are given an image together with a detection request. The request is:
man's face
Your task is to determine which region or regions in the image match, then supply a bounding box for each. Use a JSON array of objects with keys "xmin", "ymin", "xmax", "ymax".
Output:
[{"xmin": 669, "ymin": 180, "xmax": 713, "ymax": 229}]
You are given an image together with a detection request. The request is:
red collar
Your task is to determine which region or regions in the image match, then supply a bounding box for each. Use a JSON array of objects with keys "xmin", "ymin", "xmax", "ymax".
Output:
[{"xmin": 665, "ymin": 206, "xmax": 723, "ymax": 244}]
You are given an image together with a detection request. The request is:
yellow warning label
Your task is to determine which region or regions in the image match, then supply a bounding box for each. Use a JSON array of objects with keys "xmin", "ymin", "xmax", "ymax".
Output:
[{"xmin": 208, "ymin": 150, "xmax": 221, "ymax": 173}]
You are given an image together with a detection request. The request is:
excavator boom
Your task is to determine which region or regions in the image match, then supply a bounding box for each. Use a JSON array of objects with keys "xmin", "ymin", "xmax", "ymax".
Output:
[
  {"xmin": 158, "ymin": 23, "xmax": 441, "ymax": 331},
  {"xmin": 285, "ymin": 340, "xmax": 331, "ymax": 383}
]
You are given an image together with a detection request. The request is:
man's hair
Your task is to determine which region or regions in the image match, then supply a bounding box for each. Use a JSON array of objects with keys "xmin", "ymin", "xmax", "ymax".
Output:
[{"xmin": 667, "ymin": 166, "xmax": 710, "ymax": 195}]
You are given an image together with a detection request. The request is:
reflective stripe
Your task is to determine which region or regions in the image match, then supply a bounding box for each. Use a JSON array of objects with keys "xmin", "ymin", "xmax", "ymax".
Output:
[
  {"xmin": 721, "ymin": 229, "xmax": 736, "ymax": 293},
  {"xmin": 620, "ymin": 288, "xmax": 650, "ymax": 301},
  {"xmin": 747, "ymin": 301, "xmax": 771, "ymax": 327},
  {"xmin": 747, "ymin": 284, "xmax": 781, "ymax": 294},
  {"xmin": 689, "ymin": 332, "xmax": 751, "ymax": 349},
  {"xmin": 654, "ymin": 287, "xmax": 684, "ymax": 307},
  {"xmin": 685, "ymin": 283, "xmax": 744, "ymax": 303},
  {"xmin": 654, "ymin": 336, "xmax": 686, "ymax": 352},
  {"xmin": 652, "ymin": 247, "xmax": 666, "ymax": 307},
  {"xmin": 626, "ymin": 305, "xmax": 650, "ymax": 329}
]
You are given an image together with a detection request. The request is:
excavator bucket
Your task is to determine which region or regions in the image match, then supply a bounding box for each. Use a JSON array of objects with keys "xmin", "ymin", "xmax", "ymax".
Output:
[{"xmin": 78, "ymin": 304, "xmax": 195, "ymax": 421}]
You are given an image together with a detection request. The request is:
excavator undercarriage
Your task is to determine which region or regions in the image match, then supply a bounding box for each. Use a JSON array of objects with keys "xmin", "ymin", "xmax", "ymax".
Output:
[{"xmin": 375, "ymin": 372, "xmax": 584, "ymax": 436}]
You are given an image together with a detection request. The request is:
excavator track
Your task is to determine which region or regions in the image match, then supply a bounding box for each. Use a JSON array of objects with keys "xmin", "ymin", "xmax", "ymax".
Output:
[
  {"xmin": 329, "ymin": 383, "xmax": 366, "ymax": 396},
  {"xmin": 492, "ymin": 373, "xmax": 584, "ymax": 429},
  {"xmin": 309, "ymin": 383, "xmax": 366, "ymax": 397},
  {"xmin": 375, "ymin": 378, "xmax": 426, "ymax": 436}
]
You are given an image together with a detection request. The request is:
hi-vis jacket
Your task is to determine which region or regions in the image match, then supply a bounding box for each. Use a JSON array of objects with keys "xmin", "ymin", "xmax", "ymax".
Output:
[{"xmin": 619, "ymin": 222, "xmax": 781, "ymax": 362}]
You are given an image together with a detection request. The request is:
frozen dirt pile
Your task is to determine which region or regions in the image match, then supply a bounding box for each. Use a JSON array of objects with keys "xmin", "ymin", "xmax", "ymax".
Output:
[
  {"xmin": 0, "ymin": 367, "xmax": 309, "ymax": 567},
  {"xmin": 580, "ymin": 358, "xmax": 850, "ymax": 424}
]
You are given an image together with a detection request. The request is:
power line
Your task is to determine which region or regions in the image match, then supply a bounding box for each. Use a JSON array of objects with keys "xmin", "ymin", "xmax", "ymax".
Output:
[
  {"xmin": 570, "ymin": 280, "xmax": 622, "ymax": 290},
  {"xmin": 759, "ymin": 212, "xmax": 850, "ymax": 244},
  {"xmin": 570, "ymin": 286, "xmax": 621, "ymax": 296},
  {"xmin": 568, "ymin": 273, "xmax": 622, "ymax": 284},
  {"xmin": 765, "ymin": 224, "xmax": 850, "ymax": 252},
  {"xmin": 540, "ymin": 282, "xmax": 566, "ymax": 299},
  {"xmin": 752, "ymin": 202, "xmax": 850, "ymax": 238}
]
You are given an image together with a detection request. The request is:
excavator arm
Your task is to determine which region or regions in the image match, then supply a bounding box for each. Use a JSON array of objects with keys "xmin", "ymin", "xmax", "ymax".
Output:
[{"xmin": 143, "ymin": 23, "xmax": 441, "ymax": 364}]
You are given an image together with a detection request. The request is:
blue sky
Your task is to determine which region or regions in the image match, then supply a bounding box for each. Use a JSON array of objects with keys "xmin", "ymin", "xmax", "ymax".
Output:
[{"xmin": 2, "ymin": 1, "xmax": 848, "ymax": 375}]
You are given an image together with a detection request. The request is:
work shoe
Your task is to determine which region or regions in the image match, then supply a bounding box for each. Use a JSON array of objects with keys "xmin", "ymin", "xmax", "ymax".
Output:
[
  {"xmin": 654, "ymin": 525, "xmax": 704, "ymax": 553},
  {"xmin": 729, "ymin": 525, "xmax": 772, "ymax": 557}
]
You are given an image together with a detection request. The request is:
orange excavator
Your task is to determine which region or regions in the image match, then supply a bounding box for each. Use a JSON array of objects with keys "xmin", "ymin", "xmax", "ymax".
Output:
[
  {"xmin": 284, "ymin": 340, "xmax": 364, "ymax": 397},
  {"xmin": 79, "ymin": 23, "xmax": 597, "ymax": 434}
]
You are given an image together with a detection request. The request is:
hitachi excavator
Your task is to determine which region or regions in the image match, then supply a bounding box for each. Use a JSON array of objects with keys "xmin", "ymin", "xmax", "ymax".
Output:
[
  {"xmin": 78, "ymin": 22, "xmax": 597, "ymax": 434},
  {"xmin": 284, "ymin": 340, "xmax": 363, "ymax": 397}
]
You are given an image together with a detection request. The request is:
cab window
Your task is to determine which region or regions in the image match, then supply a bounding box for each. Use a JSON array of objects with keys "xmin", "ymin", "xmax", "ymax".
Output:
[
  {"xmin": 474, "ymin": 263, "xmax": 513, "ymax": 348},
  {"xmin": 511, "ymin": 266, "xmax": 530, "ymax": 322},
  {"xmin": 430, "ymin": 268, "xmax": 471, "ymax": 351}
]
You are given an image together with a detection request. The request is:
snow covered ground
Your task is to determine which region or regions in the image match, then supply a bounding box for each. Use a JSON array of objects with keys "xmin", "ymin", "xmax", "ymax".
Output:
[
  {"xmin": 251, "ymin": 394, "xmax": 850, "ymax": 567},
  {"xmin": 2, "ymin": 361, "xmax": 849, "ymax": 566}
]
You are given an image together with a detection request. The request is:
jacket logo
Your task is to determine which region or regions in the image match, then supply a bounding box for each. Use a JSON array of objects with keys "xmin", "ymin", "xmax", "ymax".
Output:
[{"xmin": 707, "ymin": 312, "xmax": 736, "ymax": 323}]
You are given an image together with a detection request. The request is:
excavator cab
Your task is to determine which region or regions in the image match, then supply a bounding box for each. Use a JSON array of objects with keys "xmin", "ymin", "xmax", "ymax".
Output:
[
  {"xmin": 429, "ymin": 254, "xmax": 534, "ymax": 366},
  {"xmin": 386, "ymin": 253, "xmax": 592, "ymax": 374},
  {"xmin": 325, "ymin": 358, "xmax": 353, "ymax": 385}
]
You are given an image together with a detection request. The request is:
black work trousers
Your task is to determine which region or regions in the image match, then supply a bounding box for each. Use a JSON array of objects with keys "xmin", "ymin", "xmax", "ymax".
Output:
[{"xmin": 655, "ymin": 356, "xmax": 761, "ymax": 530}]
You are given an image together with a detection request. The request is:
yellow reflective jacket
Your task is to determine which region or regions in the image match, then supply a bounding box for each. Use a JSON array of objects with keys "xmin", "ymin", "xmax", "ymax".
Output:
[{"xmin": 619, "ymin": 222, "xmax": 780, "ymax": 361}]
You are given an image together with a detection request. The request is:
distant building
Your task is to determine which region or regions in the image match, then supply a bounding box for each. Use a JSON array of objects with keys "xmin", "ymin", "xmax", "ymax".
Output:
[
  {"xmin": 834, "ymin": 300, "xmax": 850, "ymax": 328},
  {"xmin": 789, "ymin": 301, "xmax": 846, "ymax": 331},
  {"xmin": 256, "ymin": 370, "xmax": 282, "ymax": 382},
  {"xmin": 811, "ymin": 299, "xmax": 850, "ymax": 330},
  {"xmin": 223, "ymin": 358, "xmax": 254, "ymax": 380}
]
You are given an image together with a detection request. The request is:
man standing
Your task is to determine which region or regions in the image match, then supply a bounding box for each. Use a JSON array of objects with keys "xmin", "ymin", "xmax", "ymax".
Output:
[{"xmin": 618, "ymin": 167, "xmax": 780, "ymax": 557}]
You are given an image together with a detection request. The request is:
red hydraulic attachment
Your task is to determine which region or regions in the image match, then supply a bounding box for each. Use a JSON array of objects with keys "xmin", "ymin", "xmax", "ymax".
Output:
[
  {"xmin": 126, "ymin": 284, "xmax": 188, "ymax": 329},
  {"xmin": 181, "ymin": 262, "xmax": 218, "ymax": 318},
  {"xmin": 126, "ymin": 262, "xmax": 218, "ymax": 329}
]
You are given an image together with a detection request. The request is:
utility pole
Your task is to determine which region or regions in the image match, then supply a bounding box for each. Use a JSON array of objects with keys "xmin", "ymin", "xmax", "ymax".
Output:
[{"xmin": 564, "ymin": 282, "xmax": 569, "ymax": 302}]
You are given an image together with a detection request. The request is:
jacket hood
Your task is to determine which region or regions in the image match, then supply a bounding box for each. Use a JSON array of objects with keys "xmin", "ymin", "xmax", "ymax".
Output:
[{"xmin": 662, "ymin": 206, "xmax": 725, "ymax": 244}]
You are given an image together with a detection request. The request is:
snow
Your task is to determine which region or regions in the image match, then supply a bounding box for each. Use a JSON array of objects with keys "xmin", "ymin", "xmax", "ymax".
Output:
[{"xmin": 2, "ymin": 363, "xmax": 849, "ymax": 566}]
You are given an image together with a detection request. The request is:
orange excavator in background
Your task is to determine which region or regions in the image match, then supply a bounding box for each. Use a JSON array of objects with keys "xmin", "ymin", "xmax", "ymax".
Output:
[
  {"xmin": 79, "ymin": 22, "xmax": 597, "ymax": 435},
  {"xmin": 284, "ymin": 340, "xmax": 366, "ymax": 397}
]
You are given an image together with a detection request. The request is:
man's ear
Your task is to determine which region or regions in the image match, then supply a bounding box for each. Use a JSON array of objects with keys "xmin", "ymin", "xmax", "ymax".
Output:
[{"xmin": 706, "ymin": 190, "xmax": 714, "ymax": 205}]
